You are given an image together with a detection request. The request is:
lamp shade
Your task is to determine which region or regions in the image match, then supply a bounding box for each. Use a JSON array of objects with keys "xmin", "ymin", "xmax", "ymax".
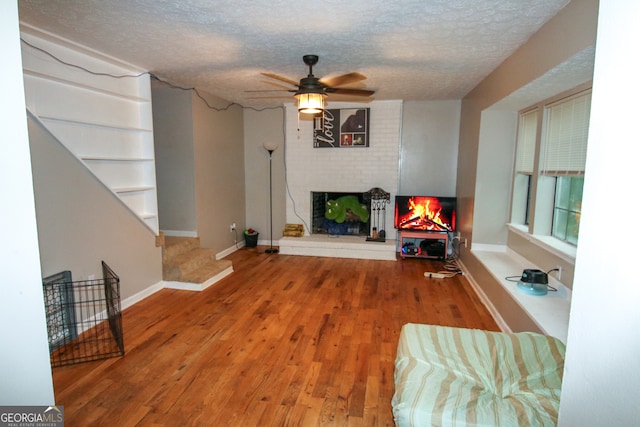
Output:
[
  {"xmin": 295, "ymin": 92, "xmax": 326, "ymax": 114},
  {"xmin": 263, "ymin": 142, "xmax": 279, "ymax": 152}
]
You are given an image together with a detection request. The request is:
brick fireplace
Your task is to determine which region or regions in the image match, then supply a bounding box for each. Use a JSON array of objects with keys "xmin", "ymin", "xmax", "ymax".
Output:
[{"xmin": 279, "ymin": 101, "xmax": 402, "ymax": 260}]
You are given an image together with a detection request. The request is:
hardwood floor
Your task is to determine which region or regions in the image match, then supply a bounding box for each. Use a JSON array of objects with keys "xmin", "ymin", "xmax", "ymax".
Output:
[{"xmin": 52, "ymin": 247, "xmax": 499, "ymax": 426}]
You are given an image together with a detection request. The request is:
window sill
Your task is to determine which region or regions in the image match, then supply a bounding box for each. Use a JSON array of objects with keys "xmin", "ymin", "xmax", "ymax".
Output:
[
  {"xmin": 507, "ymin": 223, "xmax": 576, "ymax": 264},
  {"xmin": 469, "ymin": 245, "xmax": 571, "ymax": 343}
]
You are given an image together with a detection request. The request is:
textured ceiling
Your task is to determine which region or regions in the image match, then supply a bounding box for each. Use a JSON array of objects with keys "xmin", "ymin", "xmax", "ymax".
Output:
[{"xmin": 18, "ymin": 0, "xmax": 572, "ymax": 109}]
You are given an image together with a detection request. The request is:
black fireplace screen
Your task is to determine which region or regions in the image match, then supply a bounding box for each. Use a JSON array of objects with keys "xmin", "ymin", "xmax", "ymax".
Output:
[
  {"xmin": 311, "ymin": 191, "xmax": 370, "ymax": 235},
  {"xmin": 311, "ymin": 188, "xmax": 389, "ymax": 239}
]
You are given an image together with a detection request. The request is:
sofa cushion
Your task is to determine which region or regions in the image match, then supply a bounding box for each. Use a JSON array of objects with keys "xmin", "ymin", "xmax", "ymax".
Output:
[{"xmin": 392, "ymin": 324, "xmax": 565, "ymax": 427}]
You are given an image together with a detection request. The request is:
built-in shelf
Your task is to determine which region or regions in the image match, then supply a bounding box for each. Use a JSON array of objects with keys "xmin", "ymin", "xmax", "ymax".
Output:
[
  {"xmin": 39, "ymin": 115, "xmax": 153, "ymax": 133},
  {"xmin": 23, "ymin": 69, "xmax": 151, "ymax": 102},
  {"xmin": 22, "ymin": 32, "xmax": 159, "ymax": 235},
  {"xmin": 82, "ymin": 156, "xmax": 154, "ymax": 162},
  {"xmin": 113, "ymin": 186, "xmax": 155, "ymax": 193}
]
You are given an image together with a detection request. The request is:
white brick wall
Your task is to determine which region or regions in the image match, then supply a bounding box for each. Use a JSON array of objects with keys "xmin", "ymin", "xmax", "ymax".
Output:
[{"xmin": 284, "ymin": 100, "xmax": 402, "ymax": 238}]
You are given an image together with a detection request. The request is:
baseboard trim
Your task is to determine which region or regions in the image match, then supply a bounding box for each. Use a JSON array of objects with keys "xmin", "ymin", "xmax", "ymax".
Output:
[
  {"xmin": 121, "ymin": 280, "xmax": 164, "ymax": 311},
  {"xmin": 217, "ymin": 242, "xmax": 244, "ymax": 259},
  {"xmin": 163, "ymin": 265, "xmax": 234, "ymax": 292},
  {"xmin": 121, "ymin": 262, "xmax": 236, "ymax": 309},
  {"xmin": 456, "ymin": 259, "xmax": 511, "ymax": 333},
  {"xmin": 161, "ymin": 229, "xmax": 198, "ymax": 238}
]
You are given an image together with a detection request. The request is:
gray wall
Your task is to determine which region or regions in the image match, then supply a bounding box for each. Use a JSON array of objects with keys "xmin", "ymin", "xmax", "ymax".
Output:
[
  {"xmin": 191, "ymin": 91, "xmax": 246, "ymax": 251},
  {"xmin": 152, "ymin": 86, "xmax": 197, "ymax": 234},
  {"xmin": 456, "ymin": 0, "xmax": 597, "ymax": 326},
  {"xmin": 29, "ymin": 115, "xmax": 163, "ymax": 300},
  {"xmin": 153, "ymin": 86, "xmax": 246, "ymax": 252},
  {"xmin": 457, "ymin": 0, "xmax": 597, "ymax": 258},
  {"xmin": 399, "ymin": 100, "xmax": 461, "ymax": 196},
  {"xmin": 243, "ymin": 107, "xmax": 286, "ymax": 244},
  {"xmin": 473, "ymin": 110, "xmax": 517, "ymax": 245}
]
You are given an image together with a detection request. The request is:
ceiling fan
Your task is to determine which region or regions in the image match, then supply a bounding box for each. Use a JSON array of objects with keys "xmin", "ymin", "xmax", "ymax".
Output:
[{"xmin": 254, "ymin": 55, "xmax": 375, "ymax": 113}]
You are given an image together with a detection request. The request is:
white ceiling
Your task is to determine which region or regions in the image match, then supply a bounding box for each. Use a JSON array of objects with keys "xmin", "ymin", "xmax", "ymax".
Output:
[{"xmin": 18, "ymin": 0, "xmax": 572, "ymax": 109}]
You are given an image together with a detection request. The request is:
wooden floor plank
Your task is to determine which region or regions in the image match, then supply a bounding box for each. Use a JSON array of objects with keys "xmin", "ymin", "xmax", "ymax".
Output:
[{"xmin": 52, "ymin": 247, "xmax": 499, "ymax": 425}]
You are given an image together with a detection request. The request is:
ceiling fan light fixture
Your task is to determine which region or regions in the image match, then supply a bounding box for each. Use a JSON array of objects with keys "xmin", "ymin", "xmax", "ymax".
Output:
[{"xmin": 295, "ymin": 91, "xmax": 326, "ymax": 114}]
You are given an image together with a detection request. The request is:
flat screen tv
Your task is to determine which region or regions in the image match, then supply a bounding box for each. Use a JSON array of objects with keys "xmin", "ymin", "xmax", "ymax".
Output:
[{"xmin": 394, "ymin": 195, "xmax": 457, "ymax": 232}]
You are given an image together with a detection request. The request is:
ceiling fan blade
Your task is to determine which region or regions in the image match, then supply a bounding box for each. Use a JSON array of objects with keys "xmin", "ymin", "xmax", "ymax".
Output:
[
  {"xmin": 246, "ymin": 96, "xmax": 292, "ymax": 99},
  {"xmin": 320, "ymin": 72, "xmax": 366, "ymax": 88},
  {"xmin": 327, "ymin": 87, "xmax": 375, "ymax": 97},
  {"xmin": 261, "ymin": 80, "xmax": 297, "ymax": 90},
  {"xmin": 245, "ymin": 89, "xmax": 293, "ymax": 93},
  {"xmin": 260, "ymin": 72, "xmax": 299, "ymax": 87}
]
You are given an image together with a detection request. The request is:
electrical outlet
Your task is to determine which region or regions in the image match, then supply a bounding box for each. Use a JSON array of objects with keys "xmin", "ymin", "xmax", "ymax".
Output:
[
  {"xmin": 464, "ymin": 238, "xmax": 468, "ymax": 248},
  {"xmin": 555, "ymin": 266, "xmax": 562, "ymax": 280},
  {"xmin": 230, "ymin": 223, "xmax": 236, "ymax": 232}
]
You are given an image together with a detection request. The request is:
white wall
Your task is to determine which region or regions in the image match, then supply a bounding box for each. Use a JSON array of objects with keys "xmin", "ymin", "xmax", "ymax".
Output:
[
  {"xmin": 245, "ymin": 100, "xmax": 460, "ymax": 245},
  {"xmin": 558, "ymin": 0, "xmax": 640, "ymax": 424},
  {"xmin": 284, "ymin": 101, "xmax": 402, "ymax": 237},
  {"xmin": 0, "ymin": 0, "xmax": 54, "ymax": 404}
]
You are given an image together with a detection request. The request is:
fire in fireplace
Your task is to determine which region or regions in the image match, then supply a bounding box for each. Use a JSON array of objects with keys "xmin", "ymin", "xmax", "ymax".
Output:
[{"xmin": 394, "ymin": 195, "xmax": 457, "ymax": 232}]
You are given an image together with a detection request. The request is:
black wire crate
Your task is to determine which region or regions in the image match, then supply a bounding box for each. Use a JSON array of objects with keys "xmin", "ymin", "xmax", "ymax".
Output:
[{"xmin": 42, "ymin": 261, "xmax": 124, "ymax": 367}]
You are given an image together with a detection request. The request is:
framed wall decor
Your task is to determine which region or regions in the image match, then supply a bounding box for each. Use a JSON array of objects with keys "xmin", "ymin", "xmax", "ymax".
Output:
[{"xmin": 313, "ymin": 108, "xmax": 370, "ymax": 148}]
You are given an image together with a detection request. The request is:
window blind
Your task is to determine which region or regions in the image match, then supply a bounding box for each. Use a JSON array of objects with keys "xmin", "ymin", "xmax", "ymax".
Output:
[
  {"xmin": 515, "ymin": 109, "xmax": 538, "ymax": 175},
  {"xmin": 541, "ymin": 91, "xmax": 591, "ymax": 176}
]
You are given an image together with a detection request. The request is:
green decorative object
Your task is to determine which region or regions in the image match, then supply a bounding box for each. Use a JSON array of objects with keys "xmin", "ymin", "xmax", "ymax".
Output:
[{"xmin": 325, "ymin": 195, "xmax": 369, "ymax": 224}]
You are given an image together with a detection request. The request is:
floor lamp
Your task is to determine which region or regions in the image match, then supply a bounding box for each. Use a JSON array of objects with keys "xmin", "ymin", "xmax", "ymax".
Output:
[{"xmin": 264, "ymin": 142, "xmax": 279, "ymax": 254}]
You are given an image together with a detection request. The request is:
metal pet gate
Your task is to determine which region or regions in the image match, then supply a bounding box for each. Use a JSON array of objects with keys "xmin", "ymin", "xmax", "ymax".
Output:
[{"xmin": 42, "ymin": 261, "xmax": 124, "ymax": 367}]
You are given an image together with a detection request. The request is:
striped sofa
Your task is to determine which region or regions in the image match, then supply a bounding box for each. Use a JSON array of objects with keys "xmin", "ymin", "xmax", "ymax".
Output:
[{"xmin": 392, "ymin": 324, "xmax": 565, "ymax": 426}]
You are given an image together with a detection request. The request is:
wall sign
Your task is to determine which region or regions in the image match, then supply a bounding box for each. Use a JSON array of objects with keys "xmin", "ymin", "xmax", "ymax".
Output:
[{"xmin": 313, "ymin": 108, "xmax": 370, "ymax": 148}]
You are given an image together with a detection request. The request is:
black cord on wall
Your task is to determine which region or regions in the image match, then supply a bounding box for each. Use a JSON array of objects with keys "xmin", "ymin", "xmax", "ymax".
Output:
[
  {"xmin": 22, "ymin": 37, "xmax": 313, "ymax": 237},
  {"xmin": 21, "ymin": 37, "xmax": 284, "ymax": 114}
]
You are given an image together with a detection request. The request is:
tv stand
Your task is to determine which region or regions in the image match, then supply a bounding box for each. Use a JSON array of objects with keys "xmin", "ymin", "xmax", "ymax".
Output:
[{"xmin": 399, "ymin": 230, "xmax": 448, "ymax": 260}]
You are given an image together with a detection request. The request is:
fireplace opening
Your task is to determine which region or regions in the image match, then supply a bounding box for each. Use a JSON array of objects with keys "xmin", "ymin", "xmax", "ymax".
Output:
[{"xmin": 311, "ymin": 191, "xmax": 371, "ymax": 236}]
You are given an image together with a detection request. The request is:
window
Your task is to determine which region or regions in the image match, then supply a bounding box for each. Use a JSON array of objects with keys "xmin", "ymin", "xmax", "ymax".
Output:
[
  {"xmin": 512, "ymin": 109, "xmax": 539, "ymax": 226},
  {"xmin": 511, "ymin": 88, "xmax": 591, "ymax": 246},
  {"xmin": 553, "ymin": 176, "xmax": 583, "ymax": 245}
]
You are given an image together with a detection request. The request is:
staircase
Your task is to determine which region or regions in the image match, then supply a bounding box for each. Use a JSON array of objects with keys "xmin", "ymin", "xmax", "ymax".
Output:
[
  {"xmin": 22, "ymin": 31, "xmax": 160, "ymax": 234},
  {"xmin": 161, "ymin": 236, "xmax": 234, "ymax": 291}
]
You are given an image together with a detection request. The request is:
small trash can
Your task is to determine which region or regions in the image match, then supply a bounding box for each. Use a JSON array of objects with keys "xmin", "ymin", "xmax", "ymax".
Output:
[{"xmin": 244, "ymin": 230, "xmax": 259, "ymax": 247}]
